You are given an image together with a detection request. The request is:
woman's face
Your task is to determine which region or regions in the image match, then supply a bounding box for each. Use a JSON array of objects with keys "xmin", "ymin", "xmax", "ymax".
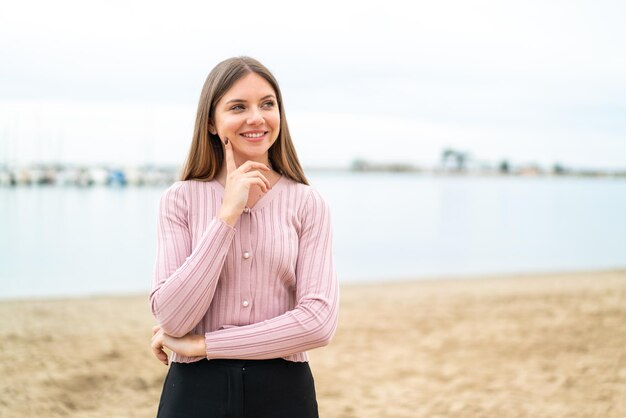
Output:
[{"xmin": 210, "ymin": 72, "xmax": 280, "ymax": 164}]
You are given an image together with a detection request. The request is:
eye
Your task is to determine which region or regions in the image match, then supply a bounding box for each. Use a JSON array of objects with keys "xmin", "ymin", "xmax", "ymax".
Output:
[
  {"xmin": 262, "ymin": 100, "xmax": 275, "ymax": 109},
  {"xmin": 229, "ymin": 104, "xmax": 245, "ymax": 111}
]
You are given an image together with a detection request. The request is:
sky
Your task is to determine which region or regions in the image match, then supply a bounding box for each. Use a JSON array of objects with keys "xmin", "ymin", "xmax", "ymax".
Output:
[{"xmin": 0, "ymin": 0, "xmax": 625, "ymax": 170}]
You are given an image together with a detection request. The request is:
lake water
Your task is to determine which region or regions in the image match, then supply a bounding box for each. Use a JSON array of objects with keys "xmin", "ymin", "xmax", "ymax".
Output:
[{"xmin": 1, "ymin": 172, "xmax": 626, "ymax": 299}]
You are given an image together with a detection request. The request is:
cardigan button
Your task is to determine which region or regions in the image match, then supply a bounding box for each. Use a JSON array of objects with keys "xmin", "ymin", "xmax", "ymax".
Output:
[
  {"xmin": 243, "ymin": 207, "xmax": 250, "ymax": 214},
  {"xmin": 242, "ymin": 300, "xmax": 250, "ymax": 307},
  {"xmin": 243, "ymin": 251, "xmax": 251, "ymax": 259}
]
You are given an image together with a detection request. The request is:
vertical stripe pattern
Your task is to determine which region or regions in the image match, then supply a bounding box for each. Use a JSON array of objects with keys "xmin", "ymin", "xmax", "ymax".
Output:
[{"xmin": 150, "ymin": 176, "xmax": 339, "ymax": 363}]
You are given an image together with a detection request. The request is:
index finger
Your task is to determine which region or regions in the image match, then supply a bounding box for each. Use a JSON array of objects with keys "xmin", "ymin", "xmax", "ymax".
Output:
[
  {"xmin": 152, "ymin": 344, "xmax": 168, "ymax": 366},
  {"xmin": 223, "ymin": 137, "xmax": 237, "ymax": 174}
]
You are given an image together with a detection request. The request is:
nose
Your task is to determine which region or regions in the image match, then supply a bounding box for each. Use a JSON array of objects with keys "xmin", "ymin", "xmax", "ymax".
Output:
[{"xmin": 246, "ymin": 107, "xmax": 264, "ymax": 125}]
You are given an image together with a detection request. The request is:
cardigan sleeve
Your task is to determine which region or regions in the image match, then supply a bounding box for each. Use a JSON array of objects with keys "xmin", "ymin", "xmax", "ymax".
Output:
[
  {"xmin": 150, "ymin": 182, "xmax": 236, "ymax": 337},
  {"xmin": 204, "ymin": 188, "xmax": 339, "ymax": 359}
]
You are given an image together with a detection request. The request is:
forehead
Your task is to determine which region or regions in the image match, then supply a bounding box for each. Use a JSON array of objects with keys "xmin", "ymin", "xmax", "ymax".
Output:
[{"xmin": 222, "ymin": 72, "xmax": 276, "ymax": 100}]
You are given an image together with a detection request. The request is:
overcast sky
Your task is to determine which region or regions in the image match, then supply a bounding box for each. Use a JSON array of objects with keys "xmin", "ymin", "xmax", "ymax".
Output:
[{"xmin": 1, "ymin": 0, "xmax": 625, "ymax": 169}]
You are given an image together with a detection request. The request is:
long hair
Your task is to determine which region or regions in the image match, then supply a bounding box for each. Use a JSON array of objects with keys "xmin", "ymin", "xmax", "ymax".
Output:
[{"xmin": 180, "ymin": 57, "xmax": 308, "ymax": 185}]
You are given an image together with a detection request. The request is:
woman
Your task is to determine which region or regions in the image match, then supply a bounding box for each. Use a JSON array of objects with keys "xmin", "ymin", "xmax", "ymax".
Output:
[{"xmin": 149, "ymin": 56, "xmax": 339, "ymax": 418}]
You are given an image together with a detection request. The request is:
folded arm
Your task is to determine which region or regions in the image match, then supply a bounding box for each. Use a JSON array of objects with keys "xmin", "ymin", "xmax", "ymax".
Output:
[
  {"xmin": 150, "ymin": 182, "xmax": 236, "ymax": 337},
  {"xmin": 203, "ymin": 189, "xmax": 339, "ymax": 359}
]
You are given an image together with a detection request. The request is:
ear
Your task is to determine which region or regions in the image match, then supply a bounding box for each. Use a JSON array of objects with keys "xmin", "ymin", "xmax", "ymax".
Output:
[{"xmin": 208, "ymin": 122, "xmax": 217, "ymax": 135}]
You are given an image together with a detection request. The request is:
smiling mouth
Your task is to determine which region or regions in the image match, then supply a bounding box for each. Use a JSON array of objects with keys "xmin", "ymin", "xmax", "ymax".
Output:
[{"xmin": 241, "ymin": 132, "xmax": 267, "ymax": 139}]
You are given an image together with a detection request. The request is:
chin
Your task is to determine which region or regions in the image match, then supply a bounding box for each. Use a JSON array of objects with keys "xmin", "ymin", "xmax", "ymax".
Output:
[
  {"xmin": 233, "ymin": 141, "xmax": 277, "ymax": 160},
  {"xmin": 234, "ymin": 148, "xmax": 270, "ymax": 161}
]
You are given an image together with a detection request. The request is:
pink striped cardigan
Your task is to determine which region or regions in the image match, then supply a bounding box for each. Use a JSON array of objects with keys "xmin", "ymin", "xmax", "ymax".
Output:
[{"xmin": 150, "ymin": 176, "xmax": 339, "ymax": 363}]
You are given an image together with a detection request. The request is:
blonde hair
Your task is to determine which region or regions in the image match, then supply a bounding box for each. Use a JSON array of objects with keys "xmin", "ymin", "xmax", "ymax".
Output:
[{"xmin": 180, "ymin": 56, "xmax": 308, "ymax": 185}]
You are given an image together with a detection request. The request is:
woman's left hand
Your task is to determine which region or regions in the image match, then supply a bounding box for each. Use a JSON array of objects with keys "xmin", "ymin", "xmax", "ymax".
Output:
[{"xmin": 151, "ymin": 325, "xmax": 206, "ymax": 365}]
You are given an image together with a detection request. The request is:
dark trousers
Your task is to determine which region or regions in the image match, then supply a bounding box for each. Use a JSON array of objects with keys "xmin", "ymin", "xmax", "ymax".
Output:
[{"xmin": 156, "ymin": 358, "xmax": 319, "ymax": 418}]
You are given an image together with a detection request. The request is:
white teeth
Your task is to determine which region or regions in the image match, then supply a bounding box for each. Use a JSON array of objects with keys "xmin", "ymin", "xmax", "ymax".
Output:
[{"xmin": 242, "ymin": 132, "xmax": 264, "ymax": 138}]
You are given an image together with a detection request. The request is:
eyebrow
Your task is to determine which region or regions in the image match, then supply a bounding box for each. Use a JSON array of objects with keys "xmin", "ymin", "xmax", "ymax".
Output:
[{"xmin": 224, "ymin": 94, "xmax": 276, "ymax": 105}]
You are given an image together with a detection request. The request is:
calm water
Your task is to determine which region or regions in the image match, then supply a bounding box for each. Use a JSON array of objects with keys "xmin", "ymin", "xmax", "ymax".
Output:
[{"xmin": 1, "ymin": 173, "xmax": 626, "ymax": 299}]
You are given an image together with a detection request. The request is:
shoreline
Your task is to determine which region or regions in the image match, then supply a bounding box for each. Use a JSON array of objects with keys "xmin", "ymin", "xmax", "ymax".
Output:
[
  {"xmin": 2, "ymin": 164, "xmax": 626, "ymax": 189},
  {"xmin": 2, "ymin": 267, "xmax": 625, "ymax": 302},
  {"xmin": 1, "ymin": 269, "xmax": 625, "ymax": 417}
]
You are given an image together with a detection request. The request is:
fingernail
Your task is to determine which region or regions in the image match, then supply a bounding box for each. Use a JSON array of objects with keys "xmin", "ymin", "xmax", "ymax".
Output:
[{"xmin": 224, "ymin": 137, "xmax": 229, "ymax": 145}]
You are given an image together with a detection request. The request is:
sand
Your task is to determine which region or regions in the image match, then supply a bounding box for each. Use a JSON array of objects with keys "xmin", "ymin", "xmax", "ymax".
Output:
[{"xmin": 1, "ymin": 270, "xmax": 625, "ymax": 418}]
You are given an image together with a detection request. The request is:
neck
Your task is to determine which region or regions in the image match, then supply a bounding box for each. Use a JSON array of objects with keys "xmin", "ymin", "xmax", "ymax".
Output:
[
  {"xmin": 235, "ymin": 153, "xmax": 271, "ymax": 168},
  {"xmin": 217, "ymin": 153, "xmax": 274, "ymax": 182}
]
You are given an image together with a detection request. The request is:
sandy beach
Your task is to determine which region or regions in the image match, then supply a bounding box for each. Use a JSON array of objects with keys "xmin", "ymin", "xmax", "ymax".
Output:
[{"xmin": 1, "ymin": 270, "xmax": 625, "ymax": 418}]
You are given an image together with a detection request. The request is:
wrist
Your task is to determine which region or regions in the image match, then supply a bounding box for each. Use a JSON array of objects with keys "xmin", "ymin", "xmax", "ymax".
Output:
[
  {"xmin": 218, "ymin": 204, "xmax": 240, "ymax": 226},
  {"xmin": 218, "ymin": 212, "xmax": 239, "ymax": 227},
  {"xmin": 197, "ymin": 334, "xmax": 207, "ymax": 357}
]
